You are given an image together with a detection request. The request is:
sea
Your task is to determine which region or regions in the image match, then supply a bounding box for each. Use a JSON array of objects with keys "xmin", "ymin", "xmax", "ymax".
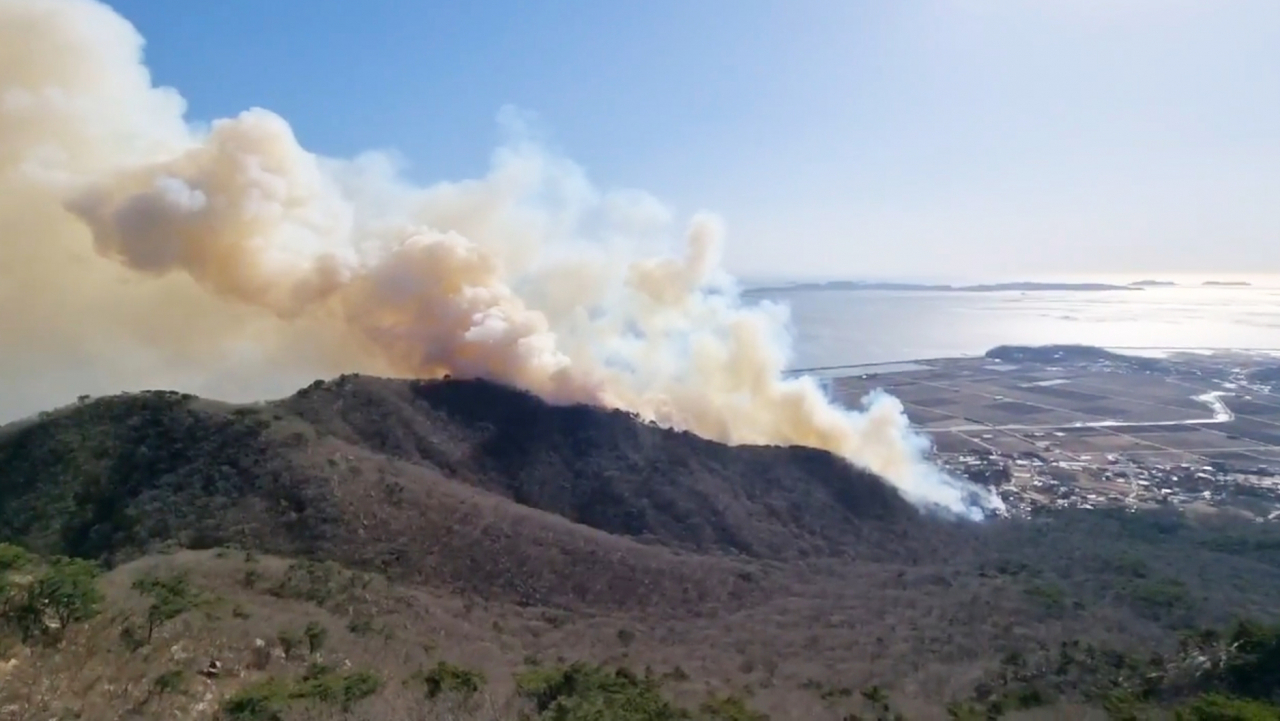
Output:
[{"xmin": 761, "ymin": 279, "xmax": 1280, "ymax": 371}]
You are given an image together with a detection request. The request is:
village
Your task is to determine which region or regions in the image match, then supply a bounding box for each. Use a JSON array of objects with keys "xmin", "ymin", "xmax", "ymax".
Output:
[
  {"xmin": 815, "ymin": 346, "xmax": 1280, "ymax": 522},
  {"xmin": 941, "ymin": 448, "xmax": 1280, "ymax": 520}
]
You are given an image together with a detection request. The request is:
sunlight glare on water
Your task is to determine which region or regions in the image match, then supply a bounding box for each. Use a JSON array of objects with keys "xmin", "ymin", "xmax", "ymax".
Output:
[{"xmin": 765, "ymin": 279, "xmax": 1280, "ymax": 370}]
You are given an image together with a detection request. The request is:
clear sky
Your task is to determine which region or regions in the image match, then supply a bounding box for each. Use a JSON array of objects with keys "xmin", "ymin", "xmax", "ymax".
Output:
[{"xmin": 103, "ymin": 0, "xmax": 1279, "ymax": 281}]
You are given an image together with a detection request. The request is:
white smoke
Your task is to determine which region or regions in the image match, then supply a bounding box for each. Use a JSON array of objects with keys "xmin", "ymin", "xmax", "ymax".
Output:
[{"xmin": 0, "ymin": 0, "xmax": 1004, "ymax": 520}]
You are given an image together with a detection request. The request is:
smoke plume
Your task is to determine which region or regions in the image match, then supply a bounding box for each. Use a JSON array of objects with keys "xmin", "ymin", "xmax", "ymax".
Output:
[{"xmin": 0, "ymin": 0, "xmax": 1003, "ymax": 519}]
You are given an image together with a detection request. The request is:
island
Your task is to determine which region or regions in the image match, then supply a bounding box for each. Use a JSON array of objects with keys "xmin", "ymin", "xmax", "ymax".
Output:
[
  {"xmin": 1203, "ymin": 281, "xmax": 1252, "ymax": 287},
  {"xmin": 745, "ymin": 280, "xmax": 1141, "ymax": 294},
  {"xmin": 1129, "ymin": 279, "xmax": 1178, "ymax": 287},
  {"xmin": 983, "ymin": 343, "xmax": 1171, "ymax": 372}
]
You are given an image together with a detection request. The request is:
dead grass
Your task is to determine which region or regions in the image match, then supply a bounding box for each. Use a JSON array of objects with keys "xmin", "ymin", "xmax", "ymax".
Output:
[
  {"xmin": 0, "ymin": 545, "xmax": 1242, "ymax": 720},
  {"xmin": 0, "ymin": 549, "xmax": 1063, "ymax": 720}
]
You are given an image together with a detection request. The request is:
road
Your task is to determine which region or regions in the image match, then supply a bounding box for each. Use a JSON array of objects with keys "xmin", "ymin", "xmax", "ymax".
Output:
[{"xmin": 942, "ymin": 392, "xmax": 1234, "ymax": 433}]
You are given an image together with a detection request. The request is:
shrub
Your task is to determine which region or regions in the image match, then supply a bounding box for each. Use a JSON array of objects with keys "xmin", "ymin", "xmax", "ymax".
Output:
[
  {"xmin": 132, "ymin": 571, "xmax": 200, "ymax": 643},
  {"xmin": 1123, "ymin": 577, "xmax": 1195, "ymax": 624},
  {"xmin": 945, "ymin": 701, "xmax": 987, "ymax": 720},
  {"xmin": 271, "ymin": 560, "xmax": 367, "ymax": 606},
  {"xmin": 119, "ymin": 622, "xmax": 147, "ymax": 652},
  {"xmin": 334, "ymin": 670, "xmax": 382, "ymax": 710},
  {"xmin": 277, "ymin": 629, "xmax": 302, "ymax": 661},
  {"xmin": 346, "ymin": 615, "xmax": 376, "ymax": 637},
  {"xmin": 29, "ymin": 556, "xmax": 104, "ymax": 635},
  {"xmin": 517, "ymin": 662, "xmax": 689, "ymax": 721},
  {"xmin": 0, "ymin": 548, "xmax": 103, "ymax": 643},
  {"xmin": 292, "ymin": 664, "xmax": 383, "ymax": 711},
  {"xmin": 222, "ymin": 677, "xmax": 291, "ymax": 721},
  {"xmin": 153, "ymin": 668, "xmax": 187, "ymax": 695},
  {"xmin": 220, "ymin": 668, "xmax": 383, "ymax": 720},
  {"xmin": 700, "ymin": 694, "xmax": 770, "ymax": 721},
  {"xmin": 1024, "ymin": 581, "xmax": 1068, "ymax": 614},
  {"xmin": 1176, "ymin": 694, "xmax": 1280, "ymax": 721},
  {"xmin": 304, "ymin": 621, "xmax": 328, "ymax": 655},
  {"xmin": 1220, "ymin": 620, "xmax": 1280, "ymax": 701},
  {"xmin": 0, "ymin": 543, "xmax": 33, "ymax": 572},
  {"xmin": 664, "ymin": 666, "xmax": 691, "ymax": 683},
  {"xmin": 414, "ymin": 660, "xmax": 486, "ymax": 700}
]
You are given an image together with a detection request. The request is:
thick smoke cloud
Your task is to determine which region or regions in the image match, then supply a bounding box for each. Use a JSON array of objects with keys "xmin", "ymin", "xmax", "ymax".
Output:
[{"xmin": 0, "ymin": 0, "xmax": 1004, "ymax": 519}]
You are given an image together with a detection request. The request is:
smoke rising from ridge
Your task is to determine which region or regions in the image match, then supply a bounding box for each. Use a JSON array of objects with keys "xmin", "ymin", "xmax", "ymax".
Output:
[{"xmin": 0, "ymin": 0, "xmax": 1003, "ymax": 519}]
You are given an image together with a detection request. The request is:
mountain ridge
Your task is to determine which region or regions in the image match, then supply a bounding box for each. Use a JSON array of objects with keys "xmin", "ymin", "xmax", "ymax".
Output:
[{"xmin": 0, "ymin": 375, "xmax": 929, "ymax": 612}]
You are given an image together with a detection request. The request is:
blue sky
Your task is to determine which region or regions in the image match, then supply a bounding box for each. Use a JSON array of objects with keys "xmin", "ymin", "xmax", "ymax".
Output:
[{"xmin": 105, "ymin": 0, "xmax": 1279, "ymax": 281}]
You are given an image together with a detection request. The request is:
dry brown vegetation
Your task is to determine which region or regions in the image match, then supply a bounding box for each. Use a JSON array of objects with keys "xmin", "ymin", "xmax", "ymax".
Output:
[
  {"xmin": 0, "ymin": 549, "xmax": 1122, "ymax": 720},
  {"xmin": 2, "ymin": 376, "xmax": 1280, "ymax": 719}
]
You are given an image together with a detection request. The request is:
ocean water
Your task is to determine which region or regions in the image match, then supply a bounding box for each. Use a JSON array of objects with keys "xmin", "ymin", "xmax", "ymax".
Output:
[{"xmin": 769, "ymin": 285, "xmax": 1280, "ymax": 370}]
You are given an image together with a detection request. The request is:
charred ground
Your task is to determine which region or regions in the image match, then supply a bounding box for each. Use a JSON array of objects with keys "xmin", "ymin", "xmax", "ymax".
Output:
[
  {"xmin": 1, "ymin": 376, "xmax": 1280, "ymax": 719},
  {"xmin": 283, "ymin": 376, "xmax": 922, "ymax": 558}
]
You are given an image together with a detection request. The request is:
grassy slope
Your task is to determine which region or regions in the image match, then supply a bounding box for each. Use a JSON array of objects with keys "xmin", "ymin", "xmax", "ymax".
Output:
[
  {"xmin": 5, "ymin": 546, "xmax": 1277, "ymax": 720},
  {"xmin": 0, "ymin": 549, "xmax": 951, "ymax": 720}
]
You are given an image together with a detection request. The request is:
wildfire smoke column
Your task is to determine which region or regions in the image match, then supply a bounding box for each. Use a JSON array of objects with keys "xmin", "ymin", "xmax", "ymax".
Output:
[{"xmin": 0, "ymin": 0, "xmax": 1002, "ymax": 519}]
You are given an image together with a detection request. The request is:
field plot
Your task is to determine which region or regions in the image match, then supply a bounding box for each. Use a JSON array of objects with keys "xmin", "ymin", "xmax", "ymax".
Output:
[
  {"xmin": 929, "ymin": 432, "xmax": 990, "ymax": 454},
  {"xmin": 979, "ymin": 432, "xmax": 1050, "ymax": 455},
  {"xmin": 822, "ymin": 357, "xmax": 1280, "ymax": 466},
  {"xmin": 1218, "ymin": 397, "xmax": 1280, "ymax": 420},
  {"xmin": 1049, "ymin": 432, "xmax": 1167, "ymax": 454},
  {"xmin": 1111, "ymin": 450, "xmax": 1207, "ymax": 466},
  {"xmin": 1118, "ymin": 428, "xmax": 1270, "ymax": 451}
]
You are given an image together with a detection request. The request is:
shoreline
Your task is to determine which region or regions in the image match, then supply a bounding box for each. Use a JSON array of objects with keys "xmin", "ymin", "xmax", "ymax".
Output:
[{"xmin": 785, "ymin": 345, "xmax": 1280, "ymax": 376}]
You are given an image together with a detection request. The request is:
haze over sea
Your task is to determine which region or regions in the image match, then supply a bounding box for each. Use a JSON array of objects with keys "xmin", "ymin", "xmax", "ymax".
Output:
[
  {"xmin": 761, "ymin": 274, "xmax": 1280, "ymax": 371},
  {"xmin": 6, "ymin": 271, "xmax": 1280, "ymax": 426}
]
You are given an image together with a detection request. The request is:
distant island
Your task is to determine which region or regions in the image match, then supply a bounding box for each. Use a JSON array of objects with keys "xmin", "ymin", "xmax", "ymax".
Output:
[
  {"xmin": 1203, "ymin": 280, "xmax": 1252, "ymax": 287},
  {"xmin": 1129, "ymin": 279, "xmax": 1178, "ymax": 287},
  {"xmin": 984, "ymin": 344, "xmax": 1170, "ymax": 372},
  {"xmin": 746, "ymin": 280, "xmax": 1141, "ymax": 294}
]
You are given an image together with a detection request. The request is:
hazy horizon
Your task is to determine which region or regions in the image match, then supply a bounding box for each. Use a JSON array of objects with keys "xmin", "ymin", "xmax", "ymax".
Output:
[
  {"xmin": 2, "ymin": 0, "xmax": 1277, "ymax": 472},
  {"xmin": 740, "ymin": 271, "xmax": 1280, "ymax": 287}
]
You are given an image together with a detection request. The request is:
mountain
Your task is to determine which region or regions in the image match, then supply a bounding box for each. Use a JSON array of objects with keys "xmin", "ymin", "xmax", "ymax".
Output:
[
  {"xmin": 0, "ymin": 376, "xmax": 923, "ymax": 611},
  {"xmin": 4, "ymin": 376, "xmax": 1280, "ymax": 719}
]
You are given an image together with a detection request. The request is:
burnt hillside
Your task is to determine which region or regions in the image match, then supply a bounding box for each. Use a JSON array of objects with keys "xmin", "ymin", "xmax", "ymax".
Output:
[
  {"xmin": 281, "ymin": 375, "xmax": 923, "ymax": 559},
  {"xmin": 0, "ymin": 376, "xmax": 932, "ymax": 611}
]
